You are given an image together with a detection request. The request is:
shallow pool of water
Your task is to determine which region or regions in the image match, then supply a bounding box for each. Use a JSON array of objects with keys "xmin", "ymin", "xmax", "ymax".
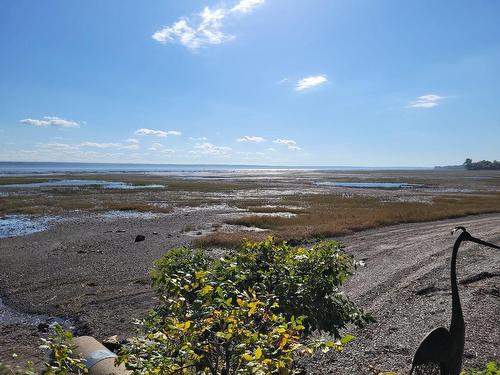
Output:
[
  {"xmin": 0, "ymin": 215, "xmax": 58, "ymax": 238},
  {"xmin": 316, "ymin": 181, "xmax": 422, "ymax": 189},
  {"xmin": 0, "ymin": 297, "xmax": 72, "ymax": 328},
  {"xmin": 98, "ymin": 210, "xmax": 166, "ymax": 220},
  {"xmin": 0, "ymin": 179, "xmax": 164, "ymax": 189}
]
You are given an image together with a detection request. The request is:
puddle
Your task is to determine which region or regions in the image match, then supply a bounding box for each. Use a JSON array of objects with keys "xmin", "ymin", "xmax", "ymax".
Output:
[
  {"xmin": 252, "ymin": 212, "xmax": 297, "ymax": 218},
  {"xmin": 317, "ymin": 181, "xmax": 422, "ymax": 189},
  {"xmin": 174, "ymin": 204, "xmax": 245, "ymax": 213},
  {"xmin": 0, "ymin": 297, "xmax": 72, "ymax": 328},
  {"xmin": 0, "ymin": 215, "xmax": 58, "ymax": 238},
  {"xmin": 98, "ymin": 210, "xmax": 167, "ymax": 220},
  {"xmin": 0, "ymin": 179, "xmax": 164, "ymax": 190}
]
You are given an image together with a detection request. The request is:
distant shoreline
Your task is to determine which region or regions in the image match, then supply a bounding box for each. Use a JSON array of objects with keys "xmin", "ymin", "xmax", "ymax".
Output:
[{"xmin": 0, "ymin": 161, "xmax": 434, "ymax": 174}]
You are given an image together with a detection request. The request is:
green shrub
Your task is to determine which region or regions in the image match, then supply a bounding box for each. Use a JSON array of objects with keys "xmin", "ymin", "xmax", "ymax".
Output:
[
  {"xmin": 0, "ymin": 324, "xmax": 87, "ymax": 375},
  {"xmin": 462, "ymin": 361, "xmax": 500, "ymax": 375},
  {"xmin": 117, "ymin": 237, "xmax": 370, "ymax": 374}
]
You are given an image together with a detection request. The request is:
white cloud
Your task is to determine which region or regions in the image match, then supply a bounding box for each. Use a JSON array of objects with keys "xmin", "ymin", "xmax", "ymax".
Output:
[
  {"xmin": 272, "ymin": 138, "xmax": 301, "ymax": 151},
  {"xmin": 267, "ymin": 147, "xmax": 276, "ymax": 152},
  {"xmin": 191, "ymin": 142, "xmax": 232, "ymax": 155},
  {"xmin": 273, "ymin": 138, "xmax": 297, "ymax": 146},
  {"xmin": 296, "ymin": 75, "xmax": 328, "ymax": 91},
  {"xmin": 189, "ymin": 136, "xmax": 208, "ymax": 141},
  {"xmin": 121, "ymin": 143, "xmax": 140, "ymax": 150},
  {"xmin": 149, "ymin": 142, "xmax": 164, "ymax": 151},
  {"xmin": 134, "ymin": 128, "xmax": 182, "ymax": 137},
  {"xmin": 20, "ymin": 116, "xmax": 81, "ymax": 128},
  {"xmin": 236, "ymin": 135, "xmax": 265, "ymax": 143},
  {"xmin": 409, "ymin": 94, "xmax": 445, "ymax": 108},
  {"xmin": 79, "ymin": 142, "xmax": 122, "ymax": 149},
  {"xmin": 277, "ymin": 78, "xmax": 289, "ymax": 85},
  {"xmin": 152, "ymin": 0, "xmax": 264, "ymax": 50},
  {"xmin": 231, "ymin": 0, "xmax": 265, "ymax": 13},
  {"xmin": 125, "ymin": 138, "xmax": 139, "ymax": 144}
]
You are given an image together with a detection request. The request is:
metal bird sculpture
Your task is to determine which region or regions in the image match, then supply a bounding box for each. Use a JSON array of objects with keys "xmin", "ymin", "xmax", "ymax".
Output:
[{"xmin": 410, "ymin": 227, "xmax": 500, "ymax": 375}]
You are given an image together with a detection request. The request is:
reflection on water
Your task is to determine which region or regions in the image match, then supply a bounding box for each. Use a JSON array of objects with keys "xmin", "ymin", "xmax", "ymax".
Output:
[
  {"xmin": 0, "ymin": 297, "xmax": 72, "ymax": 328},
  {"xmin": 0, "ymin": 215, "xmax": 57, "ymax": 238},
  {"xmin": 317, "ymin": 181, "xmax": 422, "ymax": 189},
  {"xmin": 0, "ymin": 179, "xmax": 164, "ymax": 189}
]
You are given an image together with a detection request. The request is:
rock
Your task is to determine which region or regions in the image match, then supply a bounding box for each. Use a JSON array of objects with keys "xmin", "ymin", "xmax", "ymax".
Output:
[
  {"xmin": 116, "ymin": 229, "xmax": 126, "ymax": 233},
  {"xmin": 135, "ymin": 235, "xmax": 146, "ymax": 242},
  {"xmin": 415, "ymin": 285, "xmax": 438, "ymax": 296},
  {"xmin": 37, "ymin": 322, "xmax": 49, "ymax": 333},
  {"xmin": 102, "ymin": 335, "xmax": 122, "ymax": 352},
  {"xmin": 76, "ymin": 250, "xmax": 87, "ymax": 254},
  {"xmin": 152, "ymin": 231, "xmax": 159, "ymax": 235}
]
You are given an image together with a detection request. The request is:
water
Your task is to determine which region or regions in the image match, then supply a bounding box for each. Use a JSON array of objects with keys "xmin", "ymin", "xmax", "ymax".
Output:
[
  {"xmin": 0, "ymin": 162, "xmax": 431, "ymax": 175},
  {"xmin": 0, "ymin": 215, "xmax": 57, "ymax": 238},
  {"xmin": 317, "ymin": 181, "xmax": 422, "ymax": 189},
  {"xmin": 0, "ymin": 297, "xmax": 72, "ymax": 327},
  {"xmin": 0, "ymin": 179, "xmax": 164, "ymax": 189}
]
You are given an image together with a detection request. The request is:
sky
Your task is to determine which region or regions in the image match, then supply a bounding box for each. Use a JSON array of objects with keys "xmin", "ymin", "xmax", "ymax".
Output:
[{"xmin": 1, "ymin": 0, "xmax": 499, "ymax": 167}]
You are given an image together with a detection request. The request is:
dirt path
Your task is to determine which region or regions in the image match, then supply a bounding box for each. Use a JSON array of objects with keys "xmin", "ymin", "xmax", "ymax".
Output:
[{"xmin": 306, "ymin": 213, "xmax": 500, "ymax": 374}]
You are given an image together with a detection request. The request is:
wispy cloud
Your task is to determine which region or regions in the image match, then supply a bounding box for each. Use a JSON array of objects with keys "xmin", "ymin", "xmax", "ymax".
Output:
[
  {"xmin": 273, "ymin": 139, "xmax": 296, "ymax": 146},
  {"xmin": 149, "ymin": 142, "xmax": 164, "ymax": 151},
  {"xmin": 231, "ymin": 0, "xmax": 265, "ymax": 13},
  {"xmin": 135, "ymin": 128, "xmax": 182, "ymax": 137},
  {"xmin": 191, "ymin": 142, "xmax": 232, "ymax": 155},
  {"xmin": 20, "ymin": 116, "xmax": 81, "ymax": 128},
  {"xmin": 125, "ymin": 138, "xmax": 139, "ymax": 144},
  {"xmin": 189, "ymin": 136, "xmax": 208, "ymax": 141},
  {"xmin": 296, "ymin": 75, "xmax": 328, "ymax": 91},
  {"xmin": 39, "ymin": 140, "xmax": 140, "ymax": 151},
  {"xmin": 236, "ymin": 135, "xmax": 265, "ymax": 143},
  {"xmin": 409, "ymin": 94, "xmax": 445, "ymax": 108},
  {"xmin": 152, "ymin": 0, "xmax": 265, "ymax": 50},
  {"xmin": 79, "ymin": 142, "xmax": 122, "ymax": 149},
  {"xmin": 272, "ymin": 138, "xmax": 301, "ymax": 151}
]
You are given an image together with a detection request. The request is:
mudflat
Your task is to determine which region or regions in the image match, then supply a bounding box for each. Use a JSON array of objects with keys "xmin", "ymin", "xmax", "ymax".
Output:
[{"xmin": 0, "ymin": 170, "xmax": 499, "ymax": 372}]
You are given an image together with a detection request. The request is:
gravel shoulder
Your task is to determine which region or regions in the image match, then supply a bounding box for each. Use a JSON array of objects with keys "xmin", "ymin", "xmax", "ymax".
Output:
[
  {"xmin": 308, "ymin": 213, "xmax": 500, "ymax": 374},
  {"xmin": 1, "ymin": 213, "xmax": 499, "ymax": 373}
]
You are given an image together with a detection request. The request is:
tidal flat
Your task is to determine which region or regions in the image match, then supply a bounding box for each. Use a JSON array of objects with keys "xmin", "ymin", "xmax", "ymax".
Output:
[{"xmin": 0, "ymin": 169, "xmax": 499, "ymax": 372}]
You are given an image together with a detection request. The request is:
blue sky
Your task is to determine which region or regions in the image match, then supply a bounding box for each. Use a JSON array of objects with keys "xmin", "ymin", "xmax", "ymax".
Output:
[{"xmin": 1, "ymin": 0, "xmax": 499, "ymax": 167}]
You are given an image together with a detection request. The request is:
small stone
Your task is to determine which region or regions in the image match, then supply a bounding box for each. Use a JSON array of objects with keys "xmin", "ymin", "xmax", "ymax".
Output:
[
  {"xmin": 135, "ymin": 235, "xmax": 146, "ymax": 242},
  {"xmin": 37, "ymin": 322, "xmax": 49, "ymax": 333},
  {"xmin": 116, "ymin": 229, "xmax": 126, "ymax": 233},
  {"xmin": 152, "ymin": 231, "xmax": 159, "ymax": 235}
]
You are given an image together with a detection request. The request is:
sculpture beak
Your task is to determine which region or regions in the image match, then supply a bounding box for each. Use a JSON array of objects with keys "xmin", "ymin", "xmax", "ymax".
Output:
[{"xmin": 468, "ymin": 236, "xmax": 500, "ymax": 250}]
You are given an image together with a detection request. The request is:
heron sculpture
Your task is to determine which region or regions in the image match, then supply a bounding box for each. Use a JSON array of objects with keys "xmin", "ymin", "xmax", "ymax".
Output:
[{"xmin": 410, "ymin": 227, "xmax": 499, "ymax": 375}]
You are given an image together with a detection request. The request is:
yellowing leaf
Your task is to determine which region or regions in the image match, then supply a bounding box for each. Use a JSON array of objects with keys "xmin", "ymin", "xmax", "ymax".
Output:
[{"xmin": 255, "ymin": 347, "xmax": 262, "ymax": 359}]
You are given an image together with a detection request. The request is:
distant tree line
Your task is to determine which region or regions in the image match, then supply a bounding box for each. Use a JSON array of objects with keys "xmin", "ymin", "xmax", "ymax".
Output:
[{"xmin": 463, "ymin": 158, "xmax": 500, "ymax": 170}]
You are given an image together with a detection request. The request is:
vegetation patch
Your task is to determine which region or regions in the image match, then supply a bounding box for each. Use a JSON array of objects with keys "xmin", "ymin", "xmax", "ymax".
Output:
[{"xmin": 116, "ymin": 237, "xmax": 371, "ymax": 374}]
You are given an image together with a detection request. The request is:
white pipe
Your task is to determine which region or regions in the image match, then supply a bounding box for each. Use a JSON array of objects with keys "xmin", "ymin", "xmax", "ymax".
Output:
[{"xmin": 72, "ymin": 336, "xmax": 130, "ymax": 375}]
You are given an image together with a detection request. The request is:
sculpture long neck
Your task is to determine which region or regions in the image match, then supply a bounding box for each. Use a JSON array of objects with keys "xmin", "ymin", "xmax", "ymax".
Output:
[{"xmin": 450, "ymin": 236, "xmax": 464, "ymax": 332}]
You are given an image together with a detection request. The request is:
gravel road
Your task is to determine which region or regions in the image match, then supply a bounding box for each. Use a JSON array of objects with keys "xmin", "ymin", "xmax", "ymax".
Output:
[{"xmin": 307, "ymin": 213, "xmax": 500, "ymax": 374}]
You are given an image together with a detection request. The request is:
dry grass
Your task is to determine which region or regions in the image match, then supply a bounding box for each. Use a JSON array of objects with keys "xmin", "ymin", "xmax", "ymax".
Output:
[
  {"xmin": 224, "ymin": 192, "xmax": 500, "ymax": 242},
  {"xmin": 192, "ymin": 231, "xmax": 268, "ymax": 249}
]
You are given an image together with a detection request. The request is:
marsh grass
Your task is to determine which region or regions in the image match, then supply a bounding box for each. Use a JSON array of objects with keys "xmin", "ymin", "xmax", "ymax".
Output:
[
  {"xmin": 192, "ymin": 231, "xmax": 268, "ymax": 249},
  {"xmin": 223, "ymin": 192, "xmax": 500, "ymax": 244}
]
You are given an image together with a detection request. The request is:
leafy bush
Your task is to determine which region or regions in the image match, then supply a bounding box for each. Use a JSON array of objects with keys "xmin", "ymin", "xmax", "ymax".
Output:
[
  {"xmin": 117, "ymin": 237, "xmax": 371, "ymax": 374},
  {"xmin": 0, "ymin": 324, "xmax": 87, "ymax": 375},
  {"xmin": 462, "ymin": 361, "xmax": 500, "ymax": 375}
]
